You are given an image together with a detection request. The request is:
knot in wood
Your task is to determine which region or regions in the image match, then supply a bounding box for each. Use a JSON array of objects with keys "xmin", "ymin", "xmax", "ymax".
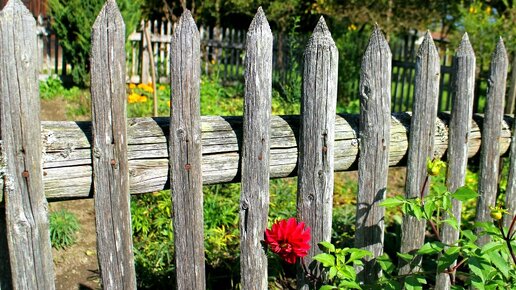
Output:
[
  {"xmin": 184, "ymin": 163, "xmax": 191, "ymax": 171},
  {"xmin": 176, "ymin": 129, "xmax": 186, "ymax": 140},
  {"xmin": 22, "ymin": 170, "xmax": 29, "ymax": 178},
  {"xmin": 307, "ymin": 194, "xmax": 315, "ymax": 202},
  {"xmin": 241, "ymin": 201, "xmax": 249, "ymax": 210},
  {"xmin": 322, "ymin": 146, "xmax": 328, "ymax": 153}
]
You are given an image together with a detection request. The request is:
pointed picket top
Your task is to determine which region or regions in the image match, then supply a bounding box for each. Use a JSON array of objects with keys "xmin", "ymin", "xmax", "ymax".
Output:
[
  {"xmin": 248, "ymin": 7, "xmax": 271, "ymax": 34},
  {"xmin": 92, "ymin": 0, "xmax": 124, "ymax": 30},
  {"xmin": 175, "ymin": 9, "xmax": 199, "ymax": 38},
  {"xmin": 491, "ymin": 37, "xmax": 508, "ymax": 64},
  {"xmin": 1, "ymin": 0, "xmax": 36, "ymax": 27},
  {"xmin": 417, "ymin": 31, "xmax": 439, "ymax": 59},
  {"xmin": 456, "ymin": 33, "xmax": 475, "ymax": 58},
  {"xmin": 363, "ymin": 25, "xmax": 391, "ymax": 57},
  {"xmin": 306, "ymin": 16, "xmax": 335, "ymax": 50},
  {"xmin": 2, "ymin": 0, "xmax": 32, "ymax": 17}
]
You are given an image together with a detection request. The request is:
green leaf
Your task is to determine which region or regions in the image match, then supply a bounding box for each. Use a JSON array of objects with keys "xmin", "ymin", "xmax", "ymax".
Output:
[
  {"xmin": 328, "ymin": 266, "xmax": 338, "ymax": 280},
  {"xmin": 348, "ymin": 249, "xmax": 372, "ymax": 263},
  {"xmin": 408, "ymin": 203, "xmax": 424, "ymax": 220},
  {"xmin": 318, "ymin": 241, "xmax": 336, "ymax": 253},
  {"xmin": 468, "ymin": 256, "xmax": 486, "ymax": 282},
  {"xmin": 462, "ymin": 229, "xmax": 478, "ymax": 243},
  {"xmin": 443, "ymin": 217, "xmax": 459, "ymax": 230},
  {"xmin": 452, "ymin": 186, "xmax": 478, "ymax": 202},
  {"xmin": 397, "ymin": 252, "xmax": 414, "ymax": 262},
  {"xmin": 319, "ymin": 285, "xmax": 336, "ymax": 290},
  {"xmin": 437, "ymin": 247, "xmax": 460, "ymax": 272},
  {"xmin": 404, "ymin": 275, "xmax": 425, "ymax": 290},
  {"xmin": 380, "ymin": 196, "xmax": 406, "ymax": 208},
  {"xmin": 423, "ymin": 201, "xmax": 435, "ymax": 219},
  {"xmin": 377, "ymin": 253, "xmax": 396, "ymax": 274},
  {"xmin": 488, "ymin": 251, "xmax": 510, "ymax": 279},
  {"xmin": 314, "ymin": 253, "xmax": 335, "ymax": 267},
  {"xmin": 338, "ymin": 280, "xmax": 362, "ymax": 289},
  {"xmin": 417, "ymin": 242, "xmax": 445, "ymax": 255},
  {"xmin": 481, "ymin": 241, "xmax": 504, "ymax": 254}
]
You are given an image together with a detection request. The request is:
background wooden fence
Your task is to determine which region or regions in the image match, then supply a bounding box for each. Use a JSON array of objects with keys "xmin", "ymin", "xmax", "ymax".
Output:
[
  {"xmin": 36, "ymin": 10, "xmax": 516, "ymax": 114},
  {"xmin": 1, "ymin": 0, "xmax": 516, "ymax": 289}
]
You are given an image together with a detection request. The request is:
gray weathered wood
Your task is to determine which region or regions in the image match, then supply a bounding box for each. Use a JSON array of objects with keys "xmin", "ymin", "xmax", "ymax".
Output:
[
  {"xmin": 399, "ymin": 32, "xmax": 440, "ymax": 275},
  {"xmin": 0, "ymin": 0, "xmax": 55, "ymax": 289},
  {"xmin": 90, "ymin": 1, "xmax": 136, "ymax": 289},
  {"xmin": 505, "ymin": 127, "xmax": 516, "ymax": 226},
  {"xmin": 170, "ymin": 10, "xmax": 205, "ymax": 290},
  {"xmin": 239, "ymin": 8, "xmax": 272, "ymax": 290},
  {"xmin": 354, "ymin": 26, "xmax": 392, "ymax": 283},
  {"xmin": 435, "ymin": 34, "xmax": 476, "ymax": 290},
  {"xmin": 475, "ymin": 39, "xmax": 508, "ymax": 245},
  {"xmin": 296, "ymin": 17, "xmax": 338, "ymax": 287},
  {"xmin": 1, "ymin": 112, "xmax": 507, "ymax": 201}
]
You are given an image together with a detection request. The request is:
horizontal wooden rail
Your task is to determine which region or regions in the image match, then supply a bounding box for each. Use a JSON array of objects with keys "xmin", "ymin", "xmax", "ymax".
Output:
[{"xmin": 0, "ymin": 112, "xmax": 511, "ymax": 202}]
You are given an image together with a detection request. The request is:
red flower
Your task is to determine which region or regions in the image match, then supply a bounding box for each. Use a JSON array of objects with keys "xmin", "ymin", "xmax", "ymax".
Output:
[{"xmin": 264, "ymin": 218, "xmax": 311, "ymax": 264}]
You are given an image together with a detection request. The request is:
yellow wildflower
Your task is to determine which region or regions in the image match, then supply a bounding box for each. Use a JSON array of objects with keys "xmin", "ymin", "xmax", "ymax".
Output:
[
  {"xmin": 138, "ymin": 96, "xmax": 148, "ymax": 103},
  {"xmin": 167, "ymin": 100, "xmax": 171, "ymax": 107},
  {"xmin": 128, "ymin": 93, "xmax": 141, "ymax": 104},
  {"xmin": 128, "ymin": 83, "xmax": 136, "ymax": 89},
  {"xmin": 486, "ymin": 6, "xmax": 492, "ymax": 15},
  {"xmin": 469, "ymin": 6, "xmax": 477, "ymax": 14},
  {"xmin": 348, "ymin": 24, "xmax": 357, "ymax": 31},
  {"xmin": 159, "ymin": 85, "xmax": 166, "ymax": 91}
]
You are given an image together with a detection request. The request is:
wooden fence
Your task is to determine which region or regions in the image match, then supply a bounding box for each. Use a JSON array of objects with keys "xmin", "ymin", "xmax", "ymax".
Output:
[{"xmin": 1, "ymin": 0, "xmax": 515, "ymax": 289}]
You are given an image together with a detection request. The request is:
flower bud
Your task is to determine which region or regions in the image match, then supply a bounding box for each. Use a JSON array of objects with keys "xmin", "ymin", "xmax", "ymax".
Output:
[
  {"xmin": 489, "ymin": 206, "xmax": 507, "ymax": 221},
  {"xmin": 427, "ymin": 158, "xmax": 446, "ymax": 176}
]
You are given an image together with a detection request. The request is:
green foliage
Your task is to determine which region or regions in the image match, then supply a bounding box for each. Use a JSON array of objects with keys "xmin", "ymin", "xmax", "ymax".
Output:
[
  {"xmin": 313, "ymin": 241, "xmax": 371, "ymax": 289},
  {"xmin": 48, "ymin": 0, "xmax": 142, "ymax": 86},
  {"xmin": 39, "ymin": 76, "xmax": 83, "ymax": 101},
  {"xmin": 49, "ymin": 209, "xmax": 80, "ymax": 249}
]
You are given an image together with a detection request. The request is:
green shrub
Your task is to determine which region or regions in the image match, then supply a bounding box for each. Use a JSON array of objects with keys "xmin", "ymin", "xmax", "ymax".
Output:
[
  {"xmin": 49, "ymin": 209, "xmax": 80, "ymax": 249},
  {"xmin": 48, "ymin": 0, "xmax": 142, "ymax": 86}
]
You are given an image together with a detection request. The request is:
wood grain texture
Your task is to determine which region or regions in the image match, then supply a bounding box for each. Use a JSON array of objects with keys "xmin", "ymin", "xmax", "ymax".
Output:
[
  {"xmin": 239, "ymin": 8, "xmax": 272, "ymax": 290},
  {"xmin": 0, "ymin": 1, "xmax": 55, "ymax": 289},
  {"xmin": 170, "ymin": 11, "xmax": 205, "ymax": 290},
  {"xmin": 475, "ymin": 39, "xmax": 508, "ymax": 245},
  {"xmin": 90, "ymin": 1, "xmax": 136, "ymax": 289},
  {"xmin": 399, "ymin": 32, "xmax": 440, "ymax": 275},
  {"xmin": 435, "ymin": 34, "xmax": 476, "ymax": 290},
  {"xmin": 354, "ymin": 26, "xmax": 392, "ymax": 283},
  {"xmin": 1, "ymin": 112, "xmax": 507, "ymax": 201},
  {"xmin": 296, "ymin": 17, "xmax": 338, "ymax": 287}
]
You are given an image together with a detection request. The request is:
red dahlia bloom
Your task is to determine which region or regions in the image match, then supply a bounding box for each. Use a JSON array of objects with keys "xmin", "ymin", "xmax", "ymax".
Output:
[{"xmin": 264, "ymin": 218, "xmax": 311, "ymax": 264}]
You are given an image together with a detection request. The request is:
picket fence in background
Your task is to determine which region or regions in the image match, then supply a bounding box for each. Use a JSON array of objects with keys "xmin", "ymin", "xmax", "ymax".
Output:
[{"xmin": 0, "ymin": 0, "xmax": 515, "ymax": 289}]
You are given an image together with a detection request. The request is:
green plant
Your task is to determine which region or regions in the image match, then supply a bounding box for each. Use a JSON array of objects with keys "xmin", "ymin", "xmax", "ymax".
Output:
[
  {"xmin": 48, "ymin": 0, "xmax": 142, "ymax": 86},
  {"xmin": 308, "ymin": 158, "xmax": 516, "ymax": 289},
  {"xmin": 49, "ymin": 209, "xmax": 80, "ymax": 249}
]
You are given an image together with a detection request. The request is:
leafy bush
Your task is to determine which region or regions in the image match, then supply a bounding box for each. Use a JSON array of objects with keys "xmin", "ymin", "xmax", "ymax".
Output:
[
  {"xmin": 48, "ymin": 0, "xmax": 142, "ymax": 86},
  {"xmin": 49, "ymin": 209, "xmax": 80, "ymax": 249}
]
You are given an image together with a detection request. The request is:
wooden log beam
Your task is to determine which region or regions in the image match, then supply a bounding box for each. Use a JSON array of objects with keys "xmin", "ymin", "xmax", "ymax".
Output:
[{"xmin": 0, "ymin": 113, "xmax": 510, "ymax": 202}]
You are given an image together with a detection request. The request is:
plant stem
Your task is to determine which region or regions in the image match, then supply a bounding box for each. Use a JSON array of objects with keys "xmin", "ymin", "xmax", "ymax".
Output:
[
  {"xmin": 500, "ymin": 218, "xmax": 516, "ymax": 266},
  {"xmin": 429, "ymin": 220, "xmax": 441, "ymax": 241}
]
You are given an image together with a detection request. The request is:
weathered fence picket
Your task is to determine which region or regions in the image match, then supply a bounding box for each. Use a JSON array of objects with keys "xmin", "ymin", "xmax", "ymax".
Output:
[
  {"xmin": 0, "ymin": 1, "xmax": 55, "ymax": 289},
  {"xmin": 475, "ymin": 39, "xmax": 508, "ymax": 246},
  {"xmin": 435, "ymin": 33, "xmax": 476, "ymax": 290},
  {"xmin": 239, "ymin": 7, "xmax": 273, "ymax": 290},
  {"xmin": 398, "ymin": 32, "xmax": 440, "ymax": 275},
  {"xmin": 296, "ymin": 17, "xmax": 338, "ymax": 288},
  {"xmin": 90, "ymin": 1, "xmax": 137, "ymax": 289},
  {"xmin": 170, "ymin": 10, "xmax": 205, "ymax": 290},
  {"xmin": 354, "ymin": 26, "xmax": 392, "ymax": 282}
]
